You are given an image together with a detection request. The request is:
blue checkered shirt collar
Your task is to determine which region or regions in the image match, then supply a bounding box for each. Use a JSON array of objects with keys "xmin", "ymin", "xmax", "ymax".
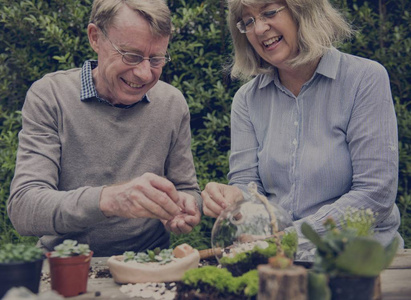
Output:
[{"xmin": 80, "ymin": 60, "xmax": 150, "ymax": 108}]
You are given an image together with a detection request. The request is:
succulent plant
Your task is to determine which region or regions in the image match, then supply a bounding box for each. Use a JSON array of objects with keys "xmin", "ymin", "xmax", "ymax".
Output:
[
  {"xmin": 50, "ymin": 239, "xmax": 91, "ymax": 258},
  {"xmin": 123, "ymin": 247, "xmax": 175, "ymax": 265},
  {"xmin": 0, "ymin": 243, "xmax": 44, "ymax": 263}
]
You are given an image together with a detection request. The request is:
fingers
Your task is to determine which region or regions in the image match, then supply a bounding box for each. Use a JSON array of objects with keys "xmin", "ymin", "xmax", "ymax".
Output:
[
  {"xmin": 147, "ymin": 173, "xmax": 180, "ymax": 204},
  {"xmin": 162, "ymin": 215, "xmax": 190, "ymax": 234},
  {"xmin": 128, "ymin": 187, "xmax": 180, "ymax": 220},
  {"xmin": 223, "ymin": 185, "xmax": 244, "ymax": 204},
  {"xmin": 201, "ymin": 182, "xmax": 230, "ymax": 218},
  {"xmin": 164, "ymin": 216, "xmax": 190, "ymax": 234},
  {"xmin": 177, "ymin": 192, "xmax": 197, "ymax": 215},
  {"xmin": 131, "ymin": 175, "xmax": 182, "ymax": 218},
  {"xmin": 99, "ymin": 173, "xmax": 182, "ymax": 220},
  {"xmin": 163, "ymin": 195, "xmax": 201, "ymax": 234}
]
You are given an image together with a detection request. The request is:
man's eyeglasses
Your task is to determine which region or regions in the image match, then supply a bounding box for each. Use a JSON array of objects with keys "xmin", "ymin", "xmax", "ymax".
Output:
[
  {"xmin": 100, "ymin": 29, "xmax": 171, "ymax": 68},
  {"xmin": 236, "ymin": 6, "xmax": 286, "ymax": 34}
]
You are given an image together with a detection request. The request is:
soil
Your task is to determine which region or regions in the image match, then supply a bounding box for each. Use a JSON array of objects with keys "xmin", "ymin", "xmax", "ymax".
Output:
[
  {"xmin": 223, "ymin": 252, "xmax": 270, "ymax": 277},
  {"xmin": 174, "ymin": 282, "xmax": 256, "ymax": 300},
  {"xmin": 89, "ymin": 266, "xmax": 112, "ymax": 278}
]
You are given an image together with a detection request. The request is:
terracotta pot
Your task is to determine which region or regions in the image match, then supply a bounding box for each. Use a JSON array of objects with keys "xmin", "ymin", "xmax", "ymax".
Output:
[
  {"xmin": 329, "ymin": 275, "xmax": 377, "ymax": 300},
  {"xmin": 46, "ymin": 251, "xmax": 93, "ymax": 297},
  {"xmin": 0, "ymin": 259, "xmax": 44, "ymax": 298}
]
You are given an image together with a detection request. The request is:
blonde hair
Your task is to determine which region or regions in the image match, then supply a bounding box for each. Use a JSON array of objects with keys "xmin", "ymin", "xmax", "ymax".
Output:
[
  {"xmin": 89, "ymin": 0, "xmax": 172, "ymax": 37},
  {"xmin": 227, "ymin": 0, "xmax": 353, "ymax": 80}
]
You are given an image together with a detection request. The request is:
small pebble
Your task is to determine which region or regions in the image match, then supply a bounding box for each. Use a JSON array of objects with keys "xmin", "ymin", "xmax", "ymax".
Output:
[{"xmin": 119, "ymin": 282, "xmax": 176, "ymax": 300}]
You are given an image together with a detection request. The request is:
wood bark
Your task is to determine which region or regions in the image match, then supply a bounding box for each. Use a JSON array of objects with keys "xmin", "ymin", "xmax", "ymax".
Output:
[{"xmin": 258, "ymin": 264, "xmax": 308, "ymax": 300}]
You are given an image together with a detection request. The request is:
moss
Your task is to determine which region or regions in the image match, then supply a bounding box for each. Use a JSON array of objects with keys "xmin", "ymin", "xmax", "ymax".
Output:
[
  {"xmin": 216, "ymin": 233, "xmax": 298, "ymax": 276},
  {"xmin": 256, "ymin": 238, "xmax": 278, "ymax": 257},
  {"xmin": 220, "ymin": 251, "xmax": 249, "ymax": 265},
  {"xmin": 219, "ymin": 238, "xmax": 278, "ymax": 266},
  {"xmin": 241, "ymin": 270, "xmax": 259, "ymax": 296},
  {"xmin": 281, "ymin": 231, "xmax": 298, "ymax": 259},
  {"xmin": 181, "ymin": 266, "xmax": 258, "ymax": 297}
]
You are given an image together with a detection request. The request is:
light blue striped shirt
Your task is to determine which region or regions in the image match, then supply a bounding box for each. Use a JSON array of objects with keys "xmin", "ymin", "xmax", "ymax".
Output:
[{"xmin": 228, "ymin": 48, "xmax": 402, "ymax": 248}]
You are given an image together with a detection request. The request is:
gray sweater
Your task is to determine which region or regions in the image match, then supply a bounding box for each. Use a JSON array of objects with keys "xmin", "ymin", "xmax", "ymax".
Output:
[{"xmin": 8, "ymin": 68, "xmax": 201, "ymax": 256}]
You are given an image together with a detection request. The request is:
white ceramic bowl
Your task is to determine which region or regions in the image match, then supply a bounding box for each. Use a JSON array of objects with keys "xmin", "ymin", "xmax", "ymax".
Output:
[{"xmin": 107, "ymin": 249, "xmax": 200, "ymax": 283}]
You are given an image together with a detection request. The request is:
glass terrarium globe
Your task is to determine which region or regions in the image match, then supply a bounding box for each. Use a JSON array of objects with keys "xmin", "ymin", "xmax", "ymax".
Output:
[{"xmin": 211, "ymin": 188, "xmax": 296, "ymax": 266}]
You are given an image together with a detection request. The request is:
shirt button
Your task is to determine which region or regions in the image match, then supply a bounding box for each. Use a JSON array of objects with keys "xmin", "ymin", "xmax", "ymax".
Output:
[
  {"xmin": 294, "ymin": 121, "xmax": 298, "ymax": 126},
  {"xmin": 288, "ymin": 210, "xmax": 293, "ymax": 215},
  {"xmin": 293, "ymin": 139, "xmax": 297, "ymax": 145}
]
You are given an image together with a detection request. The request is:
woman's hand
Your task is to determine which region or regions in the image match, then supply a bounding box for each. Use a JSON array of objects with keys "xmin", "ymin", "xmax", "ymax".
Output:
[{"xmin": 201, "ymin": 182, "xmax": 244, "ymax": 218}]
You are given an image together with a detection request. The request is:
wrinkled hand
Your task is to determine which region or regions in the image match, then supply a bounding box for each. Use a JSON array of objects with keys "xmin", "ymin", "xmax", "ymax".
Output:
[
  {"xmin": 99, "ymin": 173, "xmax": 182, "ymax": 220},
  {"xmin": 161, "ymin": 192, "xmax": 201, "ymax": 234},
  {"xmin": 201, "ymin": 182, "xmax": 243, "ymax": 218}
]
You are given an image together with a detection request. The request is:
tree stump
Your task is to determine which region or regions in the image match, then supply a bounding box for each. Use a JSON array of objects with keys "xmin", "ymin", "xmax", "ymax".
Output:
[{"xmin": 258, "ymin": 264, "xmax": 308, "ymax": 300}]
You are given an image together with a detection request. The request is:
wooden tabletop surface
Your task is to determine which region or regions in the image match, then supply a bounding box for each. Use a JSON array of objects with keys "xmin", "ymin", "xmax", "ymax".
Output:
[{"xmin": 38, "ymin": 249, "xmax": 411, "ymax": 300}]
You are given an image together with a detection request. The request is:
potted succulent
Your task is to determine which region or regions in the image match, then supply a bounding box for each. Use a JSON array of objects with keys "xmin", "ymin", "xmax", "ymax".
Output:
[
  {"xmin": 301, "ymin": 208, "xmax": 399, "ymax": 300},
  {"xmin": 0, "ymin": 243, "xmax": 44, "ymax": 298},
  {"xmin": 46, "ymin": 239, "xmax": 93, "ymax": 297}
]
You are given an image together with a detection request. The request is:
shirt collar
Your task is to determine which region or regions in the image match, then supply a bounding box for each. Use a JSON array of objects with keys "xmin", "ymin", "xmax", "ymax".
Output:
[
  {"xmin": 80, "ymin": 60, "xmax": 150, "ymax": 108},
  {"xmin": 257, "ymin": 47, "xmax": 341, "ymax": 89},
  {"xmin": 315, "ymin": 47, "xmax": 341, "ymax": 80}
]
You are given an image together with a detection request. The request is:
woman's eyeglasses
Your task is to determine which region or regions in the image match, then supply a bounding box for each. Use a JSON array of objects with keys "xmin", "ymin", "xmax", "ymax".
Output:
[{"xmin": 236, "ymin": 6, "xmax": 286, "ymax": 33}]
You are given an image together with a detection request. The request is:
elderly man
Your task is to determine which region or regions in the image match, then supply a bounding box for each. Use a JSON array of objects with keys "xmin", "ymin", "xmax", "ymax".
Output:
[{"xmin": 8, "ymin": 0, "xmax": 201, "ymax": 256}]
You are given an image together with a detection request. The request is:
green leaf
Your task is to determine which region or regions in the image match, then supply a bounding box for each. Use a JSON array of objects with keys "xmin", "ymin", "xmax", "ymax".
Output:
[
  {"xmin": 301, "ymin": 222, "xmax": 330, "ymax": 252},
  {"xmin": 335, "ymin": 237, "xmax": 385, "ymax": 276},
  {"xmin": 382, "ymin": 237, "xmax": 400, "ymax": 269}
]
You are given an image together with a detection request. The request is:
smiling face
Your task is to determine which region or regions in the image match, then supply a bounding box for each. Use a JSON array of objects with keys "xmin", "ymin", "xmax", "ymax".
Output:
[
  {"xmin": 88, "ymin": 4, "xmax": 170, "ymax": 106},
  {"xmin": 242, "ymin": 3, "xmax": 298, "ymax": 70}
]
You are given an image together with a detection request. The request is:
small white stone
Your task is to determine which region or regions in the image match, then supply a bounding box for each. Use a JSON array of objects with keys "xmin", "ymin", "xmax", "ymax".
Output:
[{"xmin": 141, "ymin": 290, "xmax": 152, "ymax": 298}]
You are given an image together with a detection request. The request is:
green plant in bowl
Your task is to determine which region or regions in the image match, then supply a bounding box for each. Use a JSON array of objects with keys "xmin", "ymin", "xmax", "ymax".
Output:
[{"xmin": 123, "ymin": 247, "xmax": 175, "ymax": 265}]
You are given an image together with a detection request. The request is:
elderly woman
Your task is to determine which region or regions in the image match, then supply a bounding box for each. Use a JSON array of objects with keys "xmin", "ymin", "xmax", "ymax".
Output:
[{"xmin": 202, "ymin": 0, "xmax": 403, "ymax": 257}]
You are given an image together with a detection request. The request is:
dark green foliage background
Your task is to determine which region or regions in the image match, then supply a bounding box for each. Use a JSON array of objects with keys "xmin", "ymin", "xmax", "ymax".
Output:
[{"xmin": 1, "ymin": 0, "xmax": 410, "ymax": 249}]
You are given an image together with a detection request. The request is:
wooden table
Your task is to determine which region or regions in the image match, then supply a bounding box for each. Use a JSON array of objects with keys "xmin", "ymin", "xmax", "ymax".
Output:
[
  {"xmin": 39, "ymin": 249, "xmax": 411, "ymax": 299},
  {"xmin": 380, "ymin": 249, "xmax": 411, "ymax": 300}
]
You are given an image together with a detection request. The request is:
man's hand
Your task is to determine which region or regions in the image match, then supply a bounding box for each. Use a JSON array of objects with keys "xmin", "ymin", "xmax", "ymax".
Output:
[
  {"xmin": 161, "ymin": 191, "xmax": 201, "ymax": 234},
  {"xmin": 99, "ymin": 173, "xmax": 182, "ymax": 220},
  {"xmin": 201, "ymin": 182, "xmax": 244, "ymax": 218}
]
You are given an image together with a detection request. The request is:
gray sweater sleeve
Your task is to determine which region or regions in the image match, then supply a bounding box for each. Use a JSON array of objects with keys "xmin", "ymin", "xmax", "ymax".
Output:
[{"xmin": 7, "ymin": 78, "xmax": 108, "ymax": 237}]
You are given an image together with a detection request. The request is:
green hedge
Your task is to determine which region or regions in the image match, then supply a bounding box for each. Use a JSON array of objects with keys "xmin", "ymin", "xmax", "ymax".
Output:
[{"xmin": 1, "ymin": 0, "xmax": 410, "ymax": 249}]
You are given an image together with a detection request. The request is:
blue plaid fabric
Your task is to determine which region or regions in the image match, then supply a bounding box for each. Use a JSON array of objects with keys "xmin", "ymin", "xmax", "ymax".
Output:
[{"xmin": 80, "ymin": 60, "xmax": 149, "ymax": 108}]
